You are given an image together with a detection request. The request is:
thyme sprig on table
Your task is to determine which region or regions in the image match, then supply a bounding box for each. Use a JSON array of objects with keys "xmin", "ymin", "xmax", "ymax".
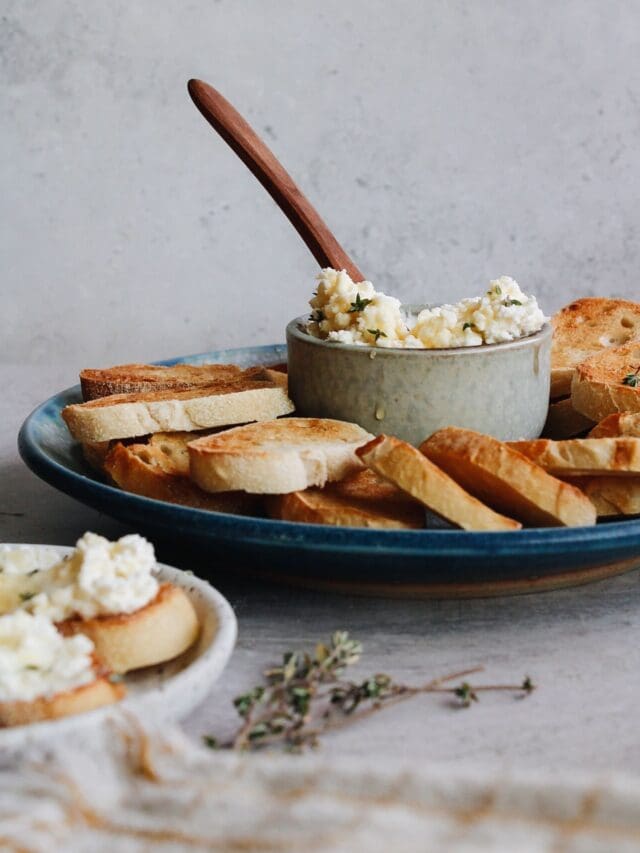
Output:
[{"xmin": 204, "ymin": 631, "xmax": 534, "ymax": 752}]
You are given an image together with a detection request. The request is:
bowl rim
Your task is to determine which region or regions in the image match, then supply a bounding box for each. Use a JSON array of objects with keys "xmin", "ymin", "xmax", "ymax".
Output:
[{"xmin": 286, "ymin": 316, "xmax": 552, "ymax": 356}]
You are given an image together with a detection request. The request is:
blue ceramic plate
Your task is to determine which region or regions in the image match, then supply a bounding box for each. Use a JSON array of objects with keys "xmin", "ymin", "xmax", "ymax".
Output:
[{"xmin": 18, "ymin": 345, "xmax": 640, "ymax": 597}]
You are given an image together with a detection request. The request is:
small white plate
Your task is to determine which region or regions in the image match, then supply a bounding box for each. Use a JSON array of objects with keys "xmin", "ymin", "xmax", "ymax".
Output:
[{"xmin": 0, "ymin": 545, "xmax": 237, "ymax": 750}]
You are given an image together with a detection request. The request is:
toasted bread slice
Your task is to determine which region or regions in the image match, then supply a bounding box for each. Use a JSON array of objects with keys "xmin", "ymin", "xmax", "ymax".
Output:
[
  {"xmin": 589, "ymin": 412, "xmax": 640, "ymax": 439},
  {"xmin": 58, "ymin": 583, "xmax": 199, "ymax": 674},
  {"xmin": 356, "ymin": 435, "xmax": 520, "ymax": 531},
  {"xmin": 62, "ymin": 367, "xmax": 293, "ymax": 443},
  {"xmin": 508, "ymin": 436, "xmax": 640, "ymax": 476},
  {"xmin": 266, "ymin": 469, "xmax": 426, "ymax": 529},
  {"xmin": 421, "ymin": 427, "xmax": 596, "ymax": 527},
  {"xmin": 104, "ymin": 442, "xmax": 259, "ymax": 514},
  {"xmin": 0, "ymin": 659, "xmax": 124, "ymax": 727},
  {"xmin": 550, "ymin": 298, "xmax": 640, "ymax": 398},
  {"xmin": 81, "ymin": 440, "xmax": 112, "ymax": 472},
  {"xmin": 564, "ymin": 476, "xmax": 640, "ymax": 517},
  {"xmin": 80, "ymin": 362, "xmax": 243, "ymax": 401},
  {"xmin": 542, "ymin": 397, "xmax": 595, "ymax": 440},
  {"xmin": 571, "ymin": 342, "xmax": 640, "ymax": 422},
  {"xmin": 189, "ymin": 418, "xmax": 372, "ymax": 494}
]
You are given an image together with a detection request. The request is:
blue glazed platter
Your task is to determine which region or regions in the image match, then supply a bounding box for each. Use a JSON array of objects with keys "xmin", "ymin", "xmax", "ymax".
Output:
[{"xmin": 17, "ymin": 345, "xmax": 640, "ymax": 597}]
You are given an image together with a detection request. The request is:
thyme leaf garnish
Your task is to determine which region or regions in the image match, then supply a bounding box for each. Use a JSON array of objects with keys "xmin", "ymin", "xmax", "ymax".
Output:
[
  {"xmin": 367, "ymin": 328, "xmax": 387, "ymax": 342},
  {"xmin": 203, "ymin": 631, "xmax": 534, "ymax": 752},
  {"xmin": 348, "ymin": 293, "xmax": 373, "ymax": 313}
]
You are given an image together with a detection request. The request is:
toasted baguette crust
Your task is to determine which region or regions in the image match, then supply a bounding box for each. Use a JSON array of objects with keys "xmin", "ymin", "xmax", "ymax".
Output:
[
  {"xmin": 58, "ymin": 583, "xmax": 199, "ymax": 674},
  {"xmin": 0, "ymin": 664, "xmax": 124, "ymax": 727},
  {"xmin": 564, "ymin": 476, "xmax": 640, "ymax": 517},
  {"xmin": 589, "ymin": 413, "xmax": 640, "ymax": 438},
  {"xmin": 508, "ymin": 437, "xmax": 640, "ymax": 476},
  {"xmin": 542, "ymin": 397, "xmax": 594, "ymax": 440},
  {"xmin": 266, "ymin": 469, "xmax": 425, "ymax": 530},
  {"xmin": 63, "ymin": 368, "xmax": 293, "ymax": 442},
  {"xmin": 356, "ymin": 435, "xmax": 521, "ymax": 531},
  {"xmin": 551, "ymin": 298, "xmax": 640, "ymax": 397},
  {"xmin": 189, "ymin": 418, "xmax": 372, "ymax": 495},
  {"xmin": 571, "ymin": 343, "xmax": 640, "ymax": 422},
  {"xmin": 80, "ymin": 363, "xmax": 243, "ymax": 401},
  {"xmin": 104, "ymin": 442, "xmax": 259, "ymax": 514},
  {"xmin": 81, "ymin": 440, "xmax": 112, "ymax": 472},
  {"xmin": 421, "ymin": 428, "xmax": 596, "ymax": 527}
]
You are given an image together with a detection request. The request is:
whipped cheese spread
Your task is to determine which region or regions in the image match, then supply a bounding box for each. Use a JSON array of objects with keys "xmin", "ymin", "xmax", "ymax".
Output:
[
  {"xmin": 0, "ymin": 610, "xmax": 95, "ymax": 702},
  {"xmin": 307, "ymin": 269, "xmax": 545, "ymax": 349},
  {"xmin": 9, "ymin": 533, "xmax": 159, "ymax": 622}
]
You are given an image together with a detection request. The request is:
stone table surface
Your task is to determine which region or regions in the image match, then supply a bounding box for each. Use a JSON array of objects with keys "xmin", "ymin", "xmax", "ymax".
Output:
[{"xmin": 3, "ymin": 362, "xmax": 640, "ymax": 775}]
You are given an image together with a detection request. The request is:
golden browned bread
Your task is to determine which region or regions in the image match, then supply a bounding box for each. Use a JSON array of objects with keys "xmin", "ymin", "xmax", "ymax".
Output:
[
  {"xmin": 189, "ymin": 418, "xmax": 372, "ymax": 494},
  {"xmin": 421, "ymin": 427, "xmax": 596, "ymax": 527},
  {"xmin": 541, "ymin": 397, "xmax": 595, "ymax": 440},
  {"xmin": 356, "ymin": 435, "xmax": 521, "ymax": 531},
  {"xmin": 62, "ymin": 367, "xmax": 293, "ymax": 443},
  {"xmin": 58, "ymin": 583, "xmax": 200, "ymax": 674},
  {"xmin": 104, "ymin": 442, "xmax": 260, "ymax": 514},
  {"xmin": 588, "ymin": 412, "xmax": 640, "ymax": 438},
  {"xmin": 564, "ymin": 476, "xmax": 640, "ymax": 517},
  {"xmin": 571, "ymin": 342, "xmax": 640, "ymax": 422},
  {"xmin": 266, "ymin": 469, "xmax": 425, "ymax": 530},
  {"xmin": 80, "ymin": 363, "xmax": 243, "ymax": 401},
  {"xmin": 551, "ymin": 298, "xmax": 640, "ymax": 398},
  {"xmin": 81, "ymin": 440, "xmax": 112, "ymax": 472},
  {"xmin": 508, "ymin": 436, "xmax": 640, "ymax": 476},
  {"xmin": 0, "ymin": 660, "xmax": 124, "ymax": 727}
]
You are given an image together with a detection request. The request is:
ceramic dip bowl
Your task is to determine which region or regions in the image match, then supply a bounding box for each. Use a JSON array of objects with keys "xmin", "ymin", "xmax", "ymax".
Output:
[{"xmin": 286, "ymin": 316, "xmax": 552, "ymax": 445}]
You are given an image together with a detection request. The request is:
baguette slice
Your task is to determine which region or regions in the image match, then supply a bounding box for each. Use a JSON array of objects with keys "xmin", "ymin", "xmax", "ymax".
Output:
[
  {"xmin": 58, "ymin": 583, "xmax": 199, "ymax": 674},
  {"xmin": 508, "ymin": 436, "xmax": 640, "ymax": 476},
  {"xmin": 189, "ymin": 418, "xmax": 372, "ymax": 494},
  {"xmin": 104, "ymin": 442, "xmax": 260, "ymax": 514},
  {"xmin": 571, "ymin": 342, "xmax": 640, "ymax": 422},
  {"xmin": 0, "ymin": 659, "xmax": 124, "ymax": 727},
  {"xmin": 80, "ymin": 363, "xmax": 243, "ymax": 401},
  {"xmin": 551, "ymin": 298, "xmax": 640, "ymax": 398},
  {"xmin": 542, "ymin": 397, "xmax": 594, "ymax": 440},
  {"xmin": 421, "ymin": 428, "xmax": 596, "ymax": 527},
  {"xmin": 589, "ymin": 412, "xmax": 640, "ymax": 439},
  {"xmin": 81, "ymin": 440, "xmax": 112, "ymax": 472},
  {"xmin": 564, "ymin": 476, "xmax": 640, "ymax": 517},
  {"xmin": 266, "ymin": 469, "xmax": 426, "ymax": 530},
  {"xmin": 62, "ymin": 367, "xmax": 293, "ymax": 442},
  {"xmin": 356, "ymin": 435, "xmax": 521, "ymax": 531}
]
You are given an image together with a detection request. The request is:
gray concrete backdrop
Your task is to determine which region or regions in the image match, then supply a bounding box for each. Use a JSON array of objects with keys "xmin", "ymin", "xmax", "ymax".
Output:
[{"xmin": 3, "ymin": 1, "xmax": 640, "ymax": 367}]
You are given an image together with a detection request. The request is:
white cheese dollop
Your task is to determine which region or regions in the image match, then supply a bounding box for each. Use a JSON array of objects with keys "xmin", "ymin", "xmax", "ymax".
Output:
[
  {"xmin": 307, "ymin": 270, "xmax": 546, "ymax": 349},
  {"xmin": 0, "ymin": 545, "xmax": 61, "ymax": 576},
  {"xmin": 19, "ymin": 532, "xmax": 159, "ymax": 622},
  {"xmin": 0, "ymin": 610, "xmax": 96, "ymax": 702}
]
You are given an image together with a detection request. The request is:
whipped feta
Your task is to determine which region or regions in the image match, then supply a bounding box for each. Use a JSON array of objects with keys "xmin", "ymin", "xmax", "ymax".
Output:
[
  {"xmin": 0, "ymin": 545, "xmax": 61, "ymax": 576},
  {"xmin": 307, "ymin": 270, "xmax": 546, "ymax": 349},
  {"xmin": 14, "ymin": 533, "xmax": 159, "ymax": 622},
  {"xmin": 0, "ymin": 610, "xmax": 95, "ymax": 702}
]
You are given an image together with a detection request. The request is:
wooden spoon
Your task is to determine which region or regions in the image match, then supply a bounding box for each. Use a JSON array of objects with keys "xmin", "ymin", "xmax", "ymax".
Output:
[{"xmin": 187, "ymin": 79, "xmax": 364, "ymax": 282}]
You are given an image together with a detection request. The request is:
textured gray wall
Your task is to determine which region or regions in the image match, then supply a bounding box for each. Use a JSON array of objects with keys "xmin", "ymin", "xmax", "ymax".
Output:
[{"xmin": 3, "ymin": 1, "xmax": 640, "ymax": 366}]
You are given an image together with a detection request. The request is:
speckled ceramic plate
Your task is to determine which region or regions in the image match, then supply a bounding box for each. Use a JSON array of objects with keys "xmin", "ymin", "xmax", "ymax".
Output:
[
  {"xmin": 0, "ymin": 545, "xmax": 237, "ymax": 748},
  {"xmin": 17, "ymin": 344, "xmax": 640, "ymax": 597}
]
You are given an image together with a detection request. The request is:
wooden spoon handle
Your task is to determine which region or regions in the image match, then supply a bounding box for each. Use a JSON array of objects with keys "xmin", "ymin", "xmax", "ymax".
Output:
[{"xmin": 187, "ymin": 79, "xmax": 365, "ymax": 282}]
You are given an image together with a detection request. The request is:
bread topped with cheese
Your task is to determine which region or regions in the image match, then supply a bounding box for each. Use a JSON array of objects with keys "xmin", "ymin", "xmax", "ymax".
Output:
[
  {"xmin": 0, "ymin": 610, "xmax": 124, "ymax": 727},
  {"xmin": 551, "ymin": 298, "xmax": 640, "ymax": 398},
  {"xmin": 62, "ymin": 367, "xmax": 293, "ymax": 442},
  {"xmin": 5, "ymin": 533, "xmax": 199, "ymax": 674},
  {"xmin": 80, "ymin": 362, "xmax": 244, "ymax": 401}
]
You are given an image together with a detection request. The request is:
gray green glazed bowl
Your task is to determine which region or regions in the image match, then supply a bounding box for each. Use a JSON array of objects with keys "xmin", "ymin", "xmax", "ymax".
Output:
[{"xmin": 286, "ymin": 317, "xmax": 552, "ymax": 444}]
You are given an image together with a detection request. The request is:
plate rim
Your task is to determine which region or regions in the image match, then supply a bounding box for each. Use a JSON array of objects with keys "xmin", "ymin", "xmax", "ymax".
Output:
[
  {"xmin": 16, "ymin": 343, "xmax": 640, "ymax": 558},
  {"xmin": 0, "ymin": 544, "xmax": 237, "ymax": 746}
]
